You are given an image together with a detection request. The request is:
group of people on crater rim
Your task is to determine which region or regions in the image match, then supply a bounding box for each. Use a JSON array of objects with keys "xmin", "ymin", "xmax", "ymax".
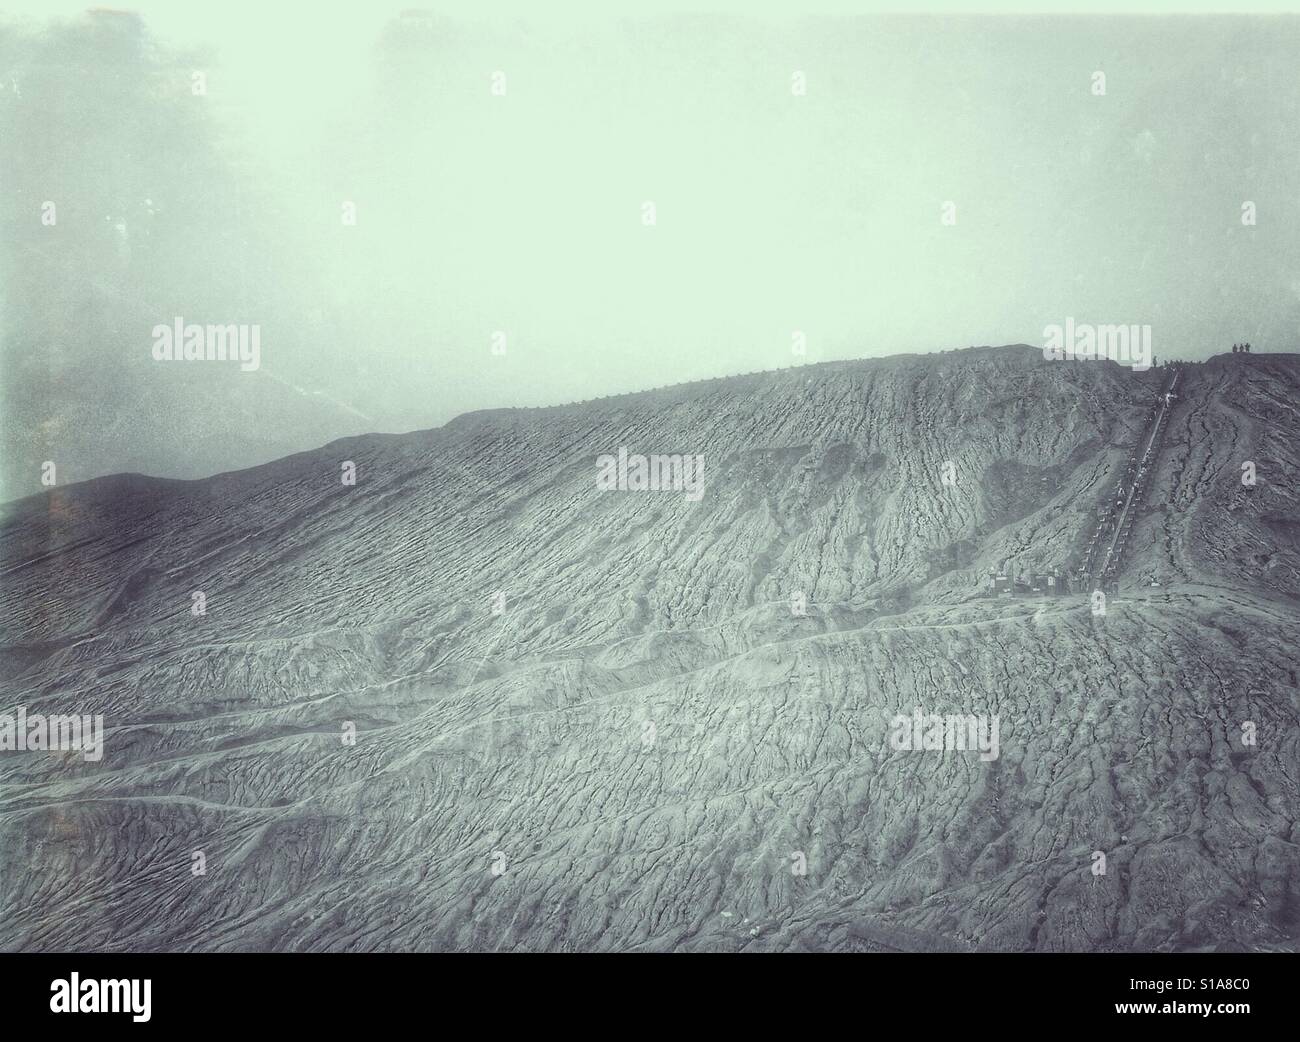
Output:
[{"xmin": 1232, "ymin": 342, "xmax": 1252, "ymax": 353}]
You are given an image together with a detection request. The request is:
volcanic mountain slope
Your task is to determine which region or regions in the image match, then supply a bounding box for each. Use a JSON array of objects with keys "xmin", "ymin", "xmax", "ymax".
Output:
[{"xmin": 1, "ymin": 344, "xmax": 1298, "ymax": 952}]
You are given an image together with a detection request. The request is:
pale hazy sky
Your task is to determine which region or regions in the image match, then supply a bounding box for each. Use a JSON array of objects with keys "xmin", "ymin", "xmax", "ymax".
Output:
[{"xmin": 2, "ymin": 3, "xmax": 1298, "ymax": 495}]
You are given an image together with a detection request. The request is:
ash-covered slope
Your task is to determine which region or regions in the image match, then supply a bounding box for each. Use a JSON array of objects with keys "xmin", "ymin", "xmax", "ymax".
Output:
[{"xmin": 1, "ymin": 345, "xmax": 1298, "ymax": 952}]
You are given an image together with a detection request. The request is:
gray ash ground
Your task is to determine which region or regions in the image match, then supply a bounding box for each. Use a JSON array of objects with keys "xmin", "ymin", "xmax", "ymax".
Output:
[{"xmin": 2, "ymin": 345, "xmax": 1297, "ymax": 951}]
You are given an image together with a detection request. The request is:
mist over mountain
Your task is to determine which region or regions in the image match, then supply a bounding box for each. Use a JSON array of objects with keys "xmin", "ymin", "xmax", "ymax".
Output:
[
  {"xmin": 5, "ymin": 8, "xmax": 1300, "ymax": 501},
  {"xmin": 2, "ymin": 345, "xmax": 1297, "ymax": 952}
]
